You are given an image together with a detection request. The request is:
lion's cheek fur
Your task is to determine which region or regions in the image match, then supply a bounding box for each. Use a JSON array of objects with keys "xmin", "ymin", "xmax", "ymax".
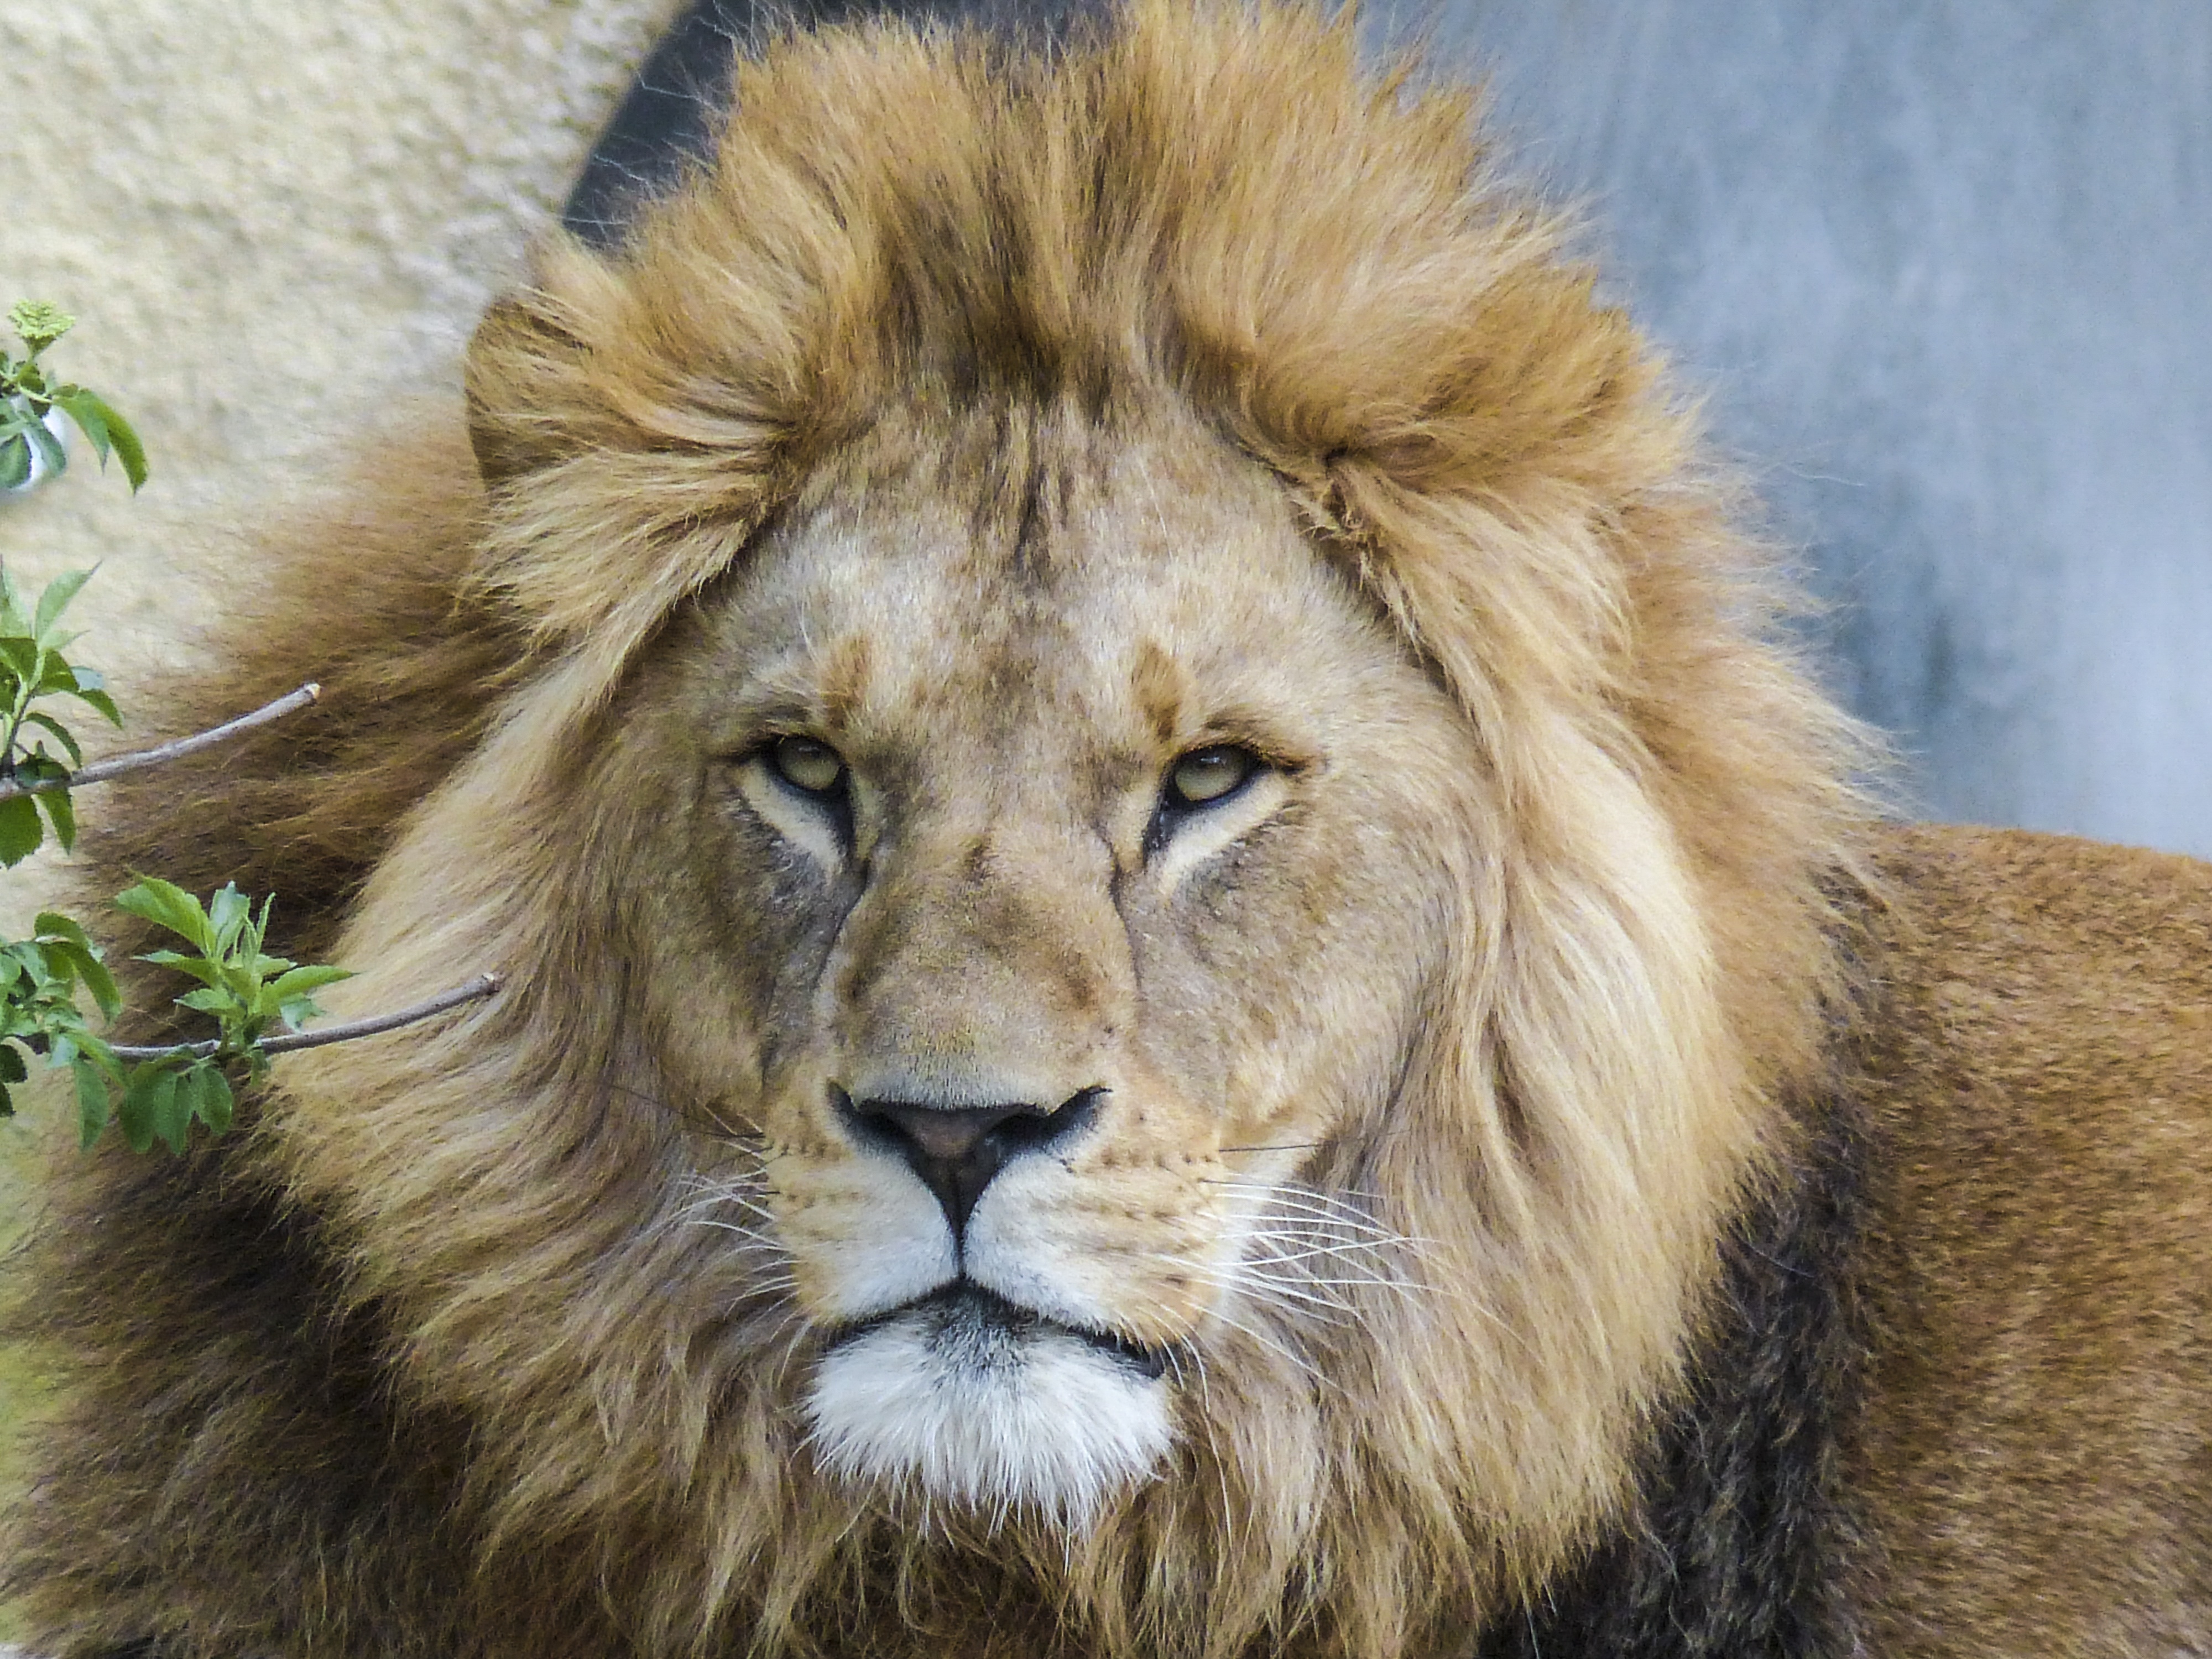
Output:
[{"xmin": 269, "ymin": 711, "xmax": 839, "ymax": 1634}]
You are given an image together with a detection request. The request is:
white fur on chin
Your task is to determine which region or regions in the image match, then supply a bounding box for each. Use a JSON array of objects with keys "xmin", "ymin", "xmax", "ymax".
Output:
[{"xmin": 804, "ymin": 1307, "xmax": 1173, "ymax": 1524}]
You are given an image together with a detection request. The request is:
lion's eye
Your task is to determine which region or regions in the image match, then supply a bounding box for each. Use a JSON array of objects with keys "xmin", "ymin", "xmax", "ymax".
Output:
[
  {"xmin": 769, "ymin": 735, "xmax": 847, "ymax": 796},
  {"xmin": 1167, "ymin": 744, "xmax": 1259, "ymax": 808}
]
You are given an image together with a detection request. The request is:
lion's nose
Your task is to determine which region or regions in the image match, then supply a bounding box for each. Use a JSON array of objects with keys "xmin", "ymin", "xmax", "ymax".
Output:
[{"xmin": 836, "ymin": 1086, "xmax": 1103, "ymax": 1239}]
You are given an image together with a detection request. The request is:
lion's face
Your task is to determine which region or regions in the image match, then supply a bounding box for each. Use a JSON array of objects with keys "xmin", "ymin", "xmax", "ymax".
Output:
[
  {"xmin": 609, "ymin": 404, "xmax": 1474, "ymax": 1518},
  {"xmin": 225, "ymin": 9, "xmax": 1869, "ymax": 1650}
]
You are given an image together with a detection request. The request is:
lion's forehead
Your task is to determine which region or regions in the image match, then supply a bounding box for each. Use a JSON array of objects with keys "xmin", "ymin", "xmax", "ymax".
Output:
[{"xmin": 695, "ymin": 409, "xmax": 1407, "ymax": 778}]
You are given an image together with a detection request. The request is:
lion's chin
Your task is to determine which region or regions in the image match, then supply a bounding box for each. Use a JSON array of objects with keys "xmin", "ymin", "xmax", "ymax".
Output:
[{"xmin": 804, "ymin": 1285, "xmax": 1175, "ymax": 1524}]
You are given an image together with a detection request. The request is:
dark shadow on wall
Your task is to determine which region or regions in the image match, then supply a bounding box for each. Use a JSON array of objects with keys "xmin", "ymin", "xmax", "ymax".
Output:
[
  {"xmin": 564, "ymin": 0, "xmax": 1104, "ymax": 248},
  {"xmin": 568, "ymin": 0, "xmax": 2212, "ymax": 858}
]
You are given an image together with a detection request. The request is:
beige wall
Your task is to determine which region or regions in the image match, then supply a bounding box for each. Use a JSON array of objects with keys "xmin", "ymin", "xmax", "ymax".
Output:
[
  {"xmin": 0, "ymin": 0, "xmax": 681, "ymax": 927},
  {"xmin": 0, "ymin": 0, "xmax": 681, "ymax": 662}
]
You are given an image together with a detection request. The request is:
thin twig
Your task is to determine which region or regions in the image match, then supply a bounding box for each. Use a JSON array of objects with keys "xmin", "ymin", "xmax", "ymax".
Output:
[
  {"xmin": 109, "ymin": 973, "xmax": 502, "ymax": 1063},
  {"xmin": 0, "ymin": 682, "xmax": 321, "ymax": 800}
]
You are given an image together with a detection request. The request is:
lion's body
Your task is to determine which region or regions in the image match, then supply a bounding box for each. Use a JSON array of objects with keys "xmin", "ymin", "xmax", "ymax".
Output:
[{"xmin": 6, "ymin": 7, "xmax": 2208, "ymax": 1657}]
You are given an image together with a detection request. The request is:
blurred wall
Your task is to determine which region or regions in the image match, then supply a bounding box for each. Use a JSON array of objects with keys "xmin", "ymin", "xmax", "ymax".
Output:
[
  {"xmin": 0, "ymin": 0, "xmax": 678, "ymax": 671},
  {"xmin": 1406, "ymin": 0, "xmax": 2212, "ymax": 855}
]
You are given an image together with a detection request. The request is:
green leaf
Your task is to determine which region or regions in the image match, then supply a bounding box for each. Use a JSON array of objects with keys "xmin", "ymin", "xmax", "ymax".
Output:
[
  {"xmin": 0, "ymin": 637, "xmax": 38, "ymax": 688},
  {"xmin": 77, "ymin": 954, "xmax": 122, "ymax": 1021},
  {"xmin": 244, "ymin": 961, "xmax": 294, "ymax": 994},
  {"xmin": 73, "ymin": 1034, "xmax": 122, "ymax": 1084},
  {"xmin": 81, "ymin": 394, "xmax": 146, "ymax": 492},
  {"xmin": 0, "ymin": 435, "xmax": 28, "ymax": 491},
  {"xmin": 7, "ymin": 302, "xmax": 75, "ymax": 353},
  {"xmin": 69, "ymin": 686, "xmax": 121, "ymax": 727},
  {"xmin": 12, "ymin": 752, "xmax": 66, "ymax": 787},
  {"xmin": 174, "ymin": 987, "xmax": 235, "ymax": 1015},
  {"xmin": 22, "ymin": 711, "xmax": 84, "ymax": 766},
  {"xmin": 75, "ymin": 1057, "xmax": 111, "ymax": 1148},
  {"xmin": 269, "ymin": 964, "xmax": 352, "ymax": 1029},
  {"xmin": 0, "ymin": 794, "xmax": 43, "ymax": 867},
  {"xmin": 48, "ymin": 389, "xmax": 109, "ymax": 466},
  {"xmin": 33, "ymin": 917, "xmax": 121, "ymax": 1022},
  {"xmin": 207, "ymin": 883, "xmax": 250, "ymax": 952},
  {"xmin": 114, "ymin": 877, "xmax": 213, "ymax": 951},
  {"xmin": 149, "ymin": 1067, "xmax": 191, "ymax": 1153},
  {"xmin": 34, "ymin": 911, "xmax": 90, "ymax": 952},
  {"xmin": 138, "ymin": 952, "xmax": 224, "ymax": 990},
  {"xmin": 117, "ymin": 1064, "xmax": 164, "ymax": 1153},
  {"xmin": 30, "ymin": 569, "xmax": 93, "ymax": 644},
  {"xmin": 22, "ymin": 418, "xmax": 65, "ymax": 481},
  {"xmin": 269, "ymin": 963, "xmax": 352, "ymax": 999},
  {"xmin": 34, "ymin": 780, "xmax": 74, "ymax": 852},
  {"xmin": 191, "ymin": 1065, "xmax": 234, "ymax": 1136},
  {"xmin": 32, "ymin": 655, "xmax": 79, "ymax": 697}
]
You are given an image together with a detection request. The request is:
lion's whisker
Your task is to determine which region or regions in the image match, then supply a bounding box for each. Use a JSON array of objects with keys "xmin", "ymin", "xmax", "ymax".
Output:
[
  {"xmin": 1197, "ymin": 1306, "xmax": 1340, "ymax": 1395},
  {"xmin": 604, "ymin": 1080, "xmax": 773, "ymax": 1147},
  {"xmin": 1248, "ymin": 1239, "xmax": 1416, "ymax": 1274},
  {"xmin": 670, "ymin": 1173, "xmax": 781, "ymax": 1223},
  {"xmin": 1211, "ymin": 1276, "xmax": 1356, "ymax": 1323},
  {"xmin": 1201, "ymin": 1178, "xmax": 1407, "ymax": 1224},
  {"xmin": 676, "ymin": 1190, "xmax": 779, "ymax": 1227},
  {"xmin": 1212, "ymin": 1195, "xmax": 1431, "ymax": 1255},
  {"xmin": 679, "ymin": 1221, "xmax": 786, "ymax": 1251},
  {"xmin": 734, "ymin": 1272, "xmax": 800, "ymax": 1300},
  {"xmin": 1151, "ymin": 1251, "xmax": 1355, "ymax": 1383},
  {"xmin": 1261, "ymin": 1212, "xmax": 1439, "ymax": 1259}
]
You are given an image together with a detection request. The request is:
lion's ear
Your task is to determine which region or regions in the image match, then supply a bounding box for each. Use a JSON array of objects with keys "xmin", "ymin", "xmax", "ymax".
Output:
[
  {"xmin": 464, "ymin": 291, "xmax": 583, "ymax": 491},
  {"xmin": 464, "ymin": 239, "xmax": 635, "ymax": 491}
]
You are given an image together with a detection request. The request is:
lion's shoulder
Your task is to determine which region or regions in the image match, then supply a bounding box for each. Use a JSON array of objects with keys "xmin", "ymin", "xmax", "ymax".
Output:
[
  {"xmin": 1870, "ymin": 821, "xmax": 2212, "ymax": 1053},
  {"xmin": 1851, "ymin": 822, "xmax": 2212, "ymax": 1654}
]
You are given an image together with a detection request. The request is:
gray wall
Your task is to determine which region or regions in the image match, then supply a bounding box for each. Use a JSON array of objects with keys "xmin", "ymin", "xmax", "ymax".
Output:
[{"xmin": 1390, "ymin": 1, "xmax": 2212, "ymax": 855}]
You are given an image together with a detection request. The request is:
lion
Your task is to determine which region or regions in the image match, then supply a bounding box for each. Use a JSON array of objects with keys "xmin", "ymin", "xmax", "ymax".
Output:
[{"xmin": 7, "ymin": 4, "xmax": 2210, "ymax": 1656}]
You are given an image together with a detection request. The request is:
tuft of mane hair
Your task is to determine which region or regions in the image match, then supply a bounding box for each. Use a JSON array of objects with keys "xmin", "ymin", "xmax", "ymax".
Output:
[{"xmin": 7, "ymin": 5, "xmax": 2210, "ymax": 1659}]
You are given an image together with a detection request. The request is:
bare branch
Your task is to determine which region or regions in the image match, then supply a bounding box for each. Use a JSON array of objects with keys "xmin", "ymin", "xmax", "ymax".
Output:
[
  {"xmin": 108, "ymin": 973, "xmax": 502, "ymax": 1064},
  {"xmin": 0, "ymin": 682, "xmax": 321, "ymax": 800}
]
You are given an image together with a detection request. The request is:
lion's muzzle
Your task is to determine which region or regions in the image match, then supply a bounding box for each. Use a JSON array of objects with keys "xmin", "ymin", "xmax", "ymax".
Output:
[{"xmin": 833, "ymin": 1083, "xmax": 1105, "ymax": 1238}]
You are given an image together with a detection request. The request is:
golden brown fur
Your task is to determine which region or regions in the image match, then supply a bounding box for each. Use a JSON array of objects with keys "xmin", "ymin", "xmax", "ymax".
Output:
[
  {"xmin": 1855, "ymin": 828, "xmax": 2212, "ymax": 1656},
  {"xmin": 5, "ymin": 6, "xmax": 2209, "ymax": 1657}
]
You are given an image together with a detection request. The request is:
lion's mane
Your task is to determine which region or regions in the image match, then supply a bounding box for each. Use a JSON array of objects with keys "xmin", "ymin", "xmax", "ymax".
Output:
[{"xmin": 11, "ymin": 7, "xmax": 1875, "ymax": 1656}]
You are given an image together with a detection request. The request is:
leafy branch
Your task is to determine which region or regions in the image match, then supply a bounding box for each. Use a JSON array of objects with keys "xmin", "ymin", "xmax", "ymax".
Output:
[
  {"xmin": 0, "ymin": 566, "xmax": 122, "ymax": 864},
  {"xmin": 1, "ymin": 301, "xmax": 147, "ymax": 493},
  {"xmin": 109, "ymin": 974, "xmax": 504, "ymax": 1063},
  {"xmin": 82, "ymin": 877, "xmax": 357, "ymax": 1151},
  {"xmin": 0, "ymin": 912, "xmax": 120, "ymax": 1120},
  {"xmin": 6, "ymin": 877, "xmax": 502, "ymax": 1154},
  {"xmin": 0, "ymin": 682, "xmax": 322, "ymax": 801},
  {"xmin": 0, "ymin": 299, "xmax": 500, "ymax": 1158}
]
